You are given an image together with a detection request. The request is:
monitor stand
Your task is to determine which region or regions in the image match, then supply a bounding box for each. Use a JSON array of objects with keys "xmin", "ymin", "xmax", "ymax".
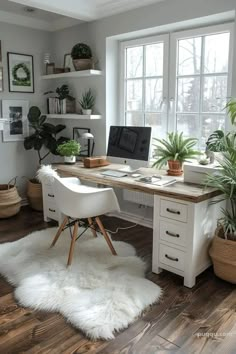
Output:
[
  {"xmin": 107, "ymin": 156, "xmax": 149, "ymax": 173},
  {"xmin": 118, "ymin": 165, "xmax": 139, "ymax": 173}
]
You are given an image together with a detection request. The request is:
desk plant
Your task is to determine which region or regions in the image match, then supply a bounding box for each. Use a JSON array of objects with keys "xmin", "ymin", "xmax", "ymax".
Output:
[
  {"xmin": 57, "ymin": 140, "xmax": 81, "ymax": 164},
  {"xmin": 204, "ymin": 98, "xmax": 236, "ymax": 283},
  {"xmin": 152, "ymin": 132, "xmax": 200, "ymax": 176},
  {"xmin": 71, "ymin": 43, "xmax": 93, "ymax": 71},
  {"xmin": 24, "ymin": 106, "xmax": 68, "ymax": 210},
  {"xmin": 79, "ymin": 89, "xmax": 95, "ymax": 115}
]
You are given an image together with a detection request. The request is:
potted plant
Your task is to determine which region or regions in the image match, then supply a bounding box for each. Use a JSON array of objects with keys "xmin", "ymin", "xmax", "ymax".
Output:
[
  {"xmin": 152, "ymin": 132, "xmax": 200, "ymax": 176},
  {"xmin": 71, "ymin": 43, "xmax": 93, "ymax": 71},
  {"xmin": 45, "ymin": 84, "xmax": 76, "ymax": 114},
  {"xmin": 206, "ymin": 130, "xmax": 225, "ymax": 163},
  {"xmin": 57, "ymin": 140, "xmax": 81, "ymax": 164},
  {"xmin": 24, "ymin": 106, "xmax": 68, "ymax": 210},
  {"xmin": 79, "ymin": 89, "xmax": 95, "ymax": 115},
  {"xmin": 204, "ymin": 98, "xmax": 236, "ymax": 283}
]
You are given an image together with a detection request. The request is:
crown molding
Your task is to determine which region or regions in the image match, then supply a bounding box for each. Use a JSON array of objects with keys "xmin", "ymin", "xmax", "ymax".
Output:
[{"xmin": 0, "ymin": 9, "xmax": 51, "ymax": 31}]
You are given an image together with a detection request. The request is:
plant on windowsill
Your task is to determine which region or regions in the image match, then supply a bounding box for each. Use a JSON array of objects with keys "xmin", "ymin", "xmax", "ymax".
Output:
[
  {"xmin": 152, "ymin": 132, "xmax": 200, "ymax": 176},
  {"xmin": 57, "ymin": 140, "xmax": 81, "ymax": 164},
  {"xmin": 79, "ymin": 89, "xmax": 95, "ymax": 115},
  {"xmin": 71, "ymin": 43, "xmax": 94, "ymax": 71},
  {"xmin": 204, "ymin": 98, "xmax": 236, "ymax": 284},
  {"xmin": 24, "ymin": 106, "xmax": 68, "ymax": 210}
]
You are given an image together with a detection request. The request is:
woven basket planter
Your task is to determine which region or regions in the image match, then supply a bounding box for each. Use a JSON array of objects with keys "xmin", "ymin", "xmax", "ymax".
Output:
[
  {"xmin": 73, "ymin": 58, "xmax": 94, "ymax": 71},
  {"xmin": 27, "ymin": 179, "xmax": 43, "ymax": 211},
  {"xmin": 0, "ymin": 184, "xmax": 21, "ymax": 218},
  {"xmin": 209, "ymin": 227, "xmax": 236, "ymax": 284}
]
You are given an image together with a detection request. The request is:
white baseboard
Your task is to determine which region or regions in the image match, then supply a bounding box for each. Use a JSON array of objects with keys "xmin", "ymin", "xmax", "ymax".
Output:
[{"xmin": 108, "ymin": 210, "xmax": 153, "ymax": 229}]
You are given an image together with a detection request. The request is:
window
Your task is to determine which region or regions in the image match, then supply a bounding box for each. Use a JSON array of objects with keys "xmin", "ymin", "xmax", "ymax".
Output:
[{"xmin": 120, "ymin": 24, "xmax": 233, "ymax": 150}]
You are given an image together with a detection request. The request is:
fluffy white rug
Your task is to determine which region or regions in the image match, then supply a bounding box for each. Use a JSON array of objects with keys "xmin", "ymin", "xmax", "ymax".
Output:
[{"xmin": 0, "ymin": 227, "xmax": 161, "ymax": 340}]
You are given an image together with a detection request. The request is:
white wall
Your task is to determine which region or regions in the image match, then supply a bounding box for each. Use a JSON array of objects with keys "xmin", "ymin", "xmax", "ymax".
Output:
[{"xmin": 0, "ymin": 22, "xmax": 52, "ymax": 197}]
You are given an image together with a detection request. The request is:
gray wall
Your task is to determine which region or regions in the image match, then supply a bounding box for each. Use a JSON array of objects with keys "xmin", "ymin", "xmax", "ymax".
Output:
[{"xmin": 0, "ymin": 22, "xmax": 52, "ymax": 197}]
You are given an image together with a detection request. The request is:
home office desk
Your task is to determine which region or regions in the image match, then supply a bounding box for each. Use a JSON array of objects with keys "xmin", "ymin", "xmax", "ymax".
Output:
[{"xmin": 46, "ymin": 163, "xmax": 222, "ymax": 288}]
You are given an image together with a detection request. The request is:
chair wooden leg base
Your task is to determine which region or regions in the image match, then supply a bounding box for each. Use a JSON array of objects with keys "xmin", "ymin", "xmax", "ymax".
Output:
[
  {"xmin": 95, "ymin": 216, "xmax": 117, "ymax": 255},
  {"xmin": 67, "ymin": 221, "xmax": 78, "ymax": 266},
  {"xmin": 50, "ymin": 216, "xmax": 68, "ymax": 248},
  {"xmin": 88, "ymin": 217, "xmax": 97, "ymax": 237}
]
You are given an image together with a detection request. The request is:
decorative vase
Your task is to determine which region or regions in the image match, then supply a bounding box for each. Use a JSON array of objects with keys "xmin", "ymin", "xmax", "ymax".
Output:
[
  {"xmin": 82, "ymin": 109, "xmax": 92, "ymax": 115},
  {"xmin": 27, "ymin": 179, "xmax": 43, "ymax": 211},
  {"xmin": 64, "ymin": 156, "xmax": 76, "ymax": 164},
  {"xmin": 0, "ymin": 184, "xmax": 21, "ymax": 218},
  {"xmin": 209, "ymin": 226, "xmax": 236, "ymax": 284},
  {"xmin": 73, "ymin": 58, "xmax": 94, "ymax": 71},
  {"xmin": 167, "ymin": 160, "xmax": 183, "ymax": 176}
]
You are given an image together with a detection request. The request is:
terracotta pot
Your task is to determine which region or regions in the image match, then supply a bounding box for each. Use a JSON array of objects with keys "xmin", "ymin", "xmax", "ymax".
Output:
[
  {"xmin": 0, "ymin": 184, "xmax": 21, "ymax": 218},
  {"xmin": 167, "ymin": 160, "xmax": 183, "ymax": 176},
  {"xmin": 73, "ymin": 58, "xmax": 94, "ymax": 71},
  {"xmin": 209, "ymin": 226, "xmax": 236, "ymax": 284},
  {"xmin": 27, "ymin": 179, "xmax": 43, "ymax": 211}
]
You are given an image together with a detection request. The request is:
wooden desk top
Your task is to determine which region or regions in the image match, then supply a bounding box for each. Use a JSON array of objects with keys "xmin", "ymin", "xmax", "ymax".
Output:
[{"xmin": 55, "ymin": 163, "xmax": 221, "ymax": 203}]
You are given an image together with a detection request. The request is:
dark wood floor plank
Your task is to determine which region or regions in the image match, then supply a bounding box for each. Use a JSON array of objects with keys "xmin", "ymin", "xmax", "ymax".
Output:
[{"xmin": 0, "ymin": 208, "xmax": 235, "ymax": 354}]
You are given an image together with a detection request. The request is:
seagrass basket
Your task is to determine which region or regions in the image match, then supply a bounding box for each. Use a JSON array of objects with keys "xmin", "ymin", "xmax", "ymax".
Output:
[
  {"xmin": 209, "ymin": 226, "xmax": 236, "ymax": 284},
  {"xmin": 72, "ymin": 58, "xmax": 94, "ymax": 71},
  {"xmin": 0, "ymin": 182, "xmax": 21, "ymax": 218}
]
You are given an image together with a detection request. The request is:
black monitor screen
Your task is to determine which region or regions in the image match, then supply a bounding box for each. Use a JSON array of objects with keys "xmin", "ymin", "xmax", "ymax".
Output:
[{"xmin": 107, "ymin": 126, "xmax": 151, "ymax": 161}]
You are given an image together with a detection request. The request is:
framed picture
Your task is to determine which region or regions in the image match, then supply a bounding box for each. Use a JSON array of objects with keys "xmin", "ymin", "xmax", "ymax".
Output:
[
  {"xmin": 7, "ymin": 52, "xmax": 34, "ymax": 93},
  {"xmin": 64, "ymin": 53, "xmax": 74, "ymax": 72},
  {"xmin": 2, "ymin": 100, "xmax": 29, "ymax": 142},
  {"xmin": 73, "ymin": 127, "xmax": 91, "ymax": 158}
]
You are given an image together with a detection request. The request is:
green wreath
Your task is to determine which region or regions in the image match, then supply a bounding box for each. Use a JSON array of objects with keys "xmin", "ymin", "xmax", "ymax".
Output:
[{"xmin": 12, "ymin": 63, "xmax": 30, "ymax": 83}]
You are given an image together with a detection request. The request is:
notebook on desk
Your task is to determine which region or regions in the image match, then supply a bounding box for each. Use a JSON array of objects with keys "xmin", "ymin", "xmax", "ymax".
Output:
[
  {"xmin": 100, "ymin": 170, "xmax": 128, "ymax": 178},
  {"xmin": 136, "ymin": 176, "xmax": 176, "ymax": 186}
]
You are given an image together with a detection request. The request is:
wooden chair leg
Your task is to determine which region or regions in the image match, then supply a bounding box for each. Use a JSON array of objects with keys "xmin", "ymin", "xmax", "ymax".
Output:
[
  {"xmin": 67, "ymin": 221, "xmax": 78, "ymax": 266},
  {"xmin": 95, "ymin": 217, "xmax": 117, "ymax": 255},
  {"xmin": 50, "ymin": 216, "xmax": 68, "ymax": 248},
  {"xmin": 88, "ymin": 217, "xmax": 97, "ymax": 237}
]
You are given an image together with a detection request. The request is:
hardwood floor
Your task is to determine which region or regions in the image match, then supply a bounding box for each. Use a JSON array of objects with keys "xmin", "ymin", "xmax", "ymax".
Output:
[{"xmin": 0, "ymin": 207, "xmax": 235, "ymax": 354}]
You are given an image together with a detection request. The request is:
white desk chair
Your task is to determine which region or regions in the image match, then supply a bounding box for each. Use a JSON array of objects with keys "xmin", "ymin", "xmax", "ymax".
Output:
[{"xmin": 51, "ymin": 176, "xmax": 120, "ymax": 266}]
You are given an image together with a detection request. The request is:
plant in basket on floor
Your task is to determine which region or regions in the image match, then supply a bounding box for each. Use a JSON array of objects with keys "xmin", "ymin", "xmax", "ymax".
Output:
[
  {"xmin": 24, "ymin": 106, "xmax": 68, "ymax": 210},
  {"xmin": 152, "ymin": 132, "xmax": 200, "ymax": 176},
  {"xmin": 57, "ymin": 140, "xmax": 81, "ymax": 164}
]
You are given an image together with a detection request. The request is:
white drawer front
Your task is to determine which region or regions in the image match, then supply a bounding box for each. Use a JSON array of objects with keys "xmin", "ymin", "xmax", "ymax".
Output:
[
  {"xmin": 160, "ymin": 199, "xmax": 187, "ymax": 222},
  {"xmin": 47, "ymin": 202, "xmax": 60, "ymax": 221},
  {"xmin": 160, "ymin": 220, "xmax": 186, "ymax": 247},
  {"xmin": 44, "ymin": 185, "xmax": 55, "ymax": 201},
  {"xmin": 159, "ymin": 244, "xmax": 185, "ymax": 271}
]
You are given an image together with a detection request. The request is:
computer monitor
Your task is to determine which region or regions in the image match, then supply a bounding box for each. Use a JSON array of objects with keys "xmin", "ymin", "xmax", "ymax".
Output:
[{"xmin": 107, "ymin": 126, "xmax": 152, "ymax": 172}]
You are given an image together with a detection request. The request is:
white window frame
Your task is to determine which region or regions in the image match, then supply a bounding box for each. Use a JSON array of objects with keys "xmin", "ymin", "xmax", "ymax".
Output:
[{"xmin": 119, "ymin": 34, "xmax": 169, "ymax": 127}]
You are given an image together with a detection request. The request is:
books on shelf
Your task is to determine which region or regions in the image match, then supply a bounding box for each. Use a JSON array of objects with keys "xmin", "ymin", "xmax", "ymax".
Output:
[{"xmin": 47, "ymin": 98, "xmax": 67, "ymax": 114}]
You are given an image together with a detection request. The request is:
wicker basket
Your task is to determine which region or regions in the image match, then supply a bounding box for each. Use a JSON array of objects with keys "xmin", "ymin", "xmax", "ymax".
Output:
[
  {"xmin": 209, "ymin": 226, "xmax": 236, "ymax": 284},
  {"xmin": 0, "ymin": 183, "xmax": 21, "ymax": 218},
  {"xmin": 72, "ymin": 58, "xmax": 94, "ymax": 71},
  {"xmin": 27, "ymin": 179, "xmax": 43, "ymax": 211}
]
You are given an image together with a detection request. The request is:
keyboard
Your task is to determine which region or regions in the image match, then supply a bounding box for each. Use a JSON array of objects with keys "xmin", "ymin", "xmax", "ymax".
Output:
[{"xmin": 100, "ymin": 170, "xmax": 128, "ymax": 178}]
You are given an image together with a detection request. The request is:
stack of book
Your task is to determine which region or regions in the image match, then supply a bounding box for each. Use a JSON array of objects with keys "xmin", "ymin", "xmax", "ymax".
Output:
[{"xmin": 47, "ymin": 98, "xmax": 67, "ymax": 114}]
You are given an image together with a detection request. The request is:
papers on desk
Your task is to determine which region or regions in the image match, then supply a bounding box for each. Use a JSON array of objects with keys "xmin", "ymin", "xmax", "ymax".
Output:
[{"xmin": 136, "ymin": 176, "xmax": 176, "ymax": 186}]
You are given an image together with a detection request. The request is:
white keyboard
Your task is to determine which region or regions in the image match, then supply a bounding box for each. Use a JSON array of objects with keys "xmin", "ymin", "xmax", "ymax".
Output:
[{"xmin": 100, "ymin": 170, "xmax": 128, "ymax": 178}]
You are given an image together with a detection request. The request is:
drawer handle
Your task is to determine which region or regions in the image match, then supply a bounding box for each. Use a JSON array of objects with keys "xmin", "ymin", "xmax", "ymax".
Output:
[
  {"xmin": 166, "ymin": 208, "xmax": 180, "ymax": 215},
  {"xmin": 165, "ymin": 254, "xmax": 179, "ymax": 262},
  {"xmin": 48, "ymin": 193, "xmax": 54, "ymax": 198},
  {"xmin": 49, "ymin": 208, "xmax": 56, "ymax": 213},
  {"xmin": 166, "ymin": 231, "xmax": 180, "ymax": 238}
]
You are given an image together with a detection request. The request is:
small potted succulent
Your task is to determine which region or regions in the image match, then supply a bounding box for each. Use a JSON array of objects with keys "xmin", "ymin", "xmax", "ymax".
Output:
[
  {"xmin": 57, "ymin": 140, "xmax": 81, "ymax": 164},
  {"xmin": 79, "ymin": 89, "xmax": 95, "ymax": 115},
  {"xmin": 71, "ymin": 43, "xmax": 93, "ymax": 71},
  {"xmin": 152, "ymin": 132, "xmax": 200, "ymax": 176}
]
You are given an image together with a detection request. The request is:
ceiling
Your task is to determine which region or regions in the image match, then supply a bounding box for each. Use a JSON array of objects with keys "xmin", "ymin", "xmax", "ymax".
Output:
[{"xmin": 0, "ymin": 0, "xmax": 165, "ymax": 31}]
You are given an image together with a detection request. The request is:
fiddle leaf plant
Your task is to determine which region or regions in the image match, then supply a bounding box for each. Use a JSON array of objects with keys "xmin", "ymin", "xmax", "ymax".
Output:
[{"xmin": 24, "ymin": 106, "xmax": 69, "ymax": 164}]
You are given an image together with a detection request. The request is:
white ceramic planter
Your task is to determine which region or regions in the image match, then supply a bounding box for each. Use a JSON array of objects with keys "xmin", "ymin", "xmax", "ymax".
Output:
[
  {"xmin": 64, "ymin": 156, "xmax": 76, "ymax": 164},
  {"xmin": 82, "ymin": 109, "xmax": 92, "ymax": 115}
]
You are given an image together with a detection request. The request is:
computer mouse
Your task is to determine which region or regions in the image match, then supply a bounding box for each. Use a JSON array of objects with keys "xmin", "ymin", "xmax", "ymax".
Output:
[{"xmin": 131, "ymin": 173, "xmax": 141, "ymax": 178}]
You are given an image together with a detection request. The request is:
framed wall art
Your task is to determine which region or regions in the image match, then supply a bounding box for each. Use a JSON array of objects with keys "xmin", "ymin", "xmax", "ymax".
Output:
[
  {"xmin": 73, "ymin": 127, "xmax": 91, "ymax": 158},
  {"xmin": 7, "ymin": 52, "xmax": 34, "ymax": 93},
  {"xmin": 2, "ymin": 100, "xmax": 29, "ymax": 142}
]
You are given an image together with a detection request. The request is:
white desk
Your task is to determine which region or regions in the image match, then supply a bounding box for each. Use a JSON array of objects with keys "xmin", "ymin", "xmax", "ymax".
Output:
[{"xmin": 42, "ymin": 163, "xmax": 223, "ymax": 288}]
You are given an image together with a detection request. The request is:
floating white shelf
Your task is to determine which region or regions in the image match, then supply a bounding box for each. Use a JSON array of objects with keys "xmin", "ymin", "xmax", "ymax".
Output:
[
  {"xmin": 41, "ymin": 70, "xmax": 102, "ymax": 80},
  {"xmin": 47, "ymin": 114, "xmax": 101, "ymax": 120}
]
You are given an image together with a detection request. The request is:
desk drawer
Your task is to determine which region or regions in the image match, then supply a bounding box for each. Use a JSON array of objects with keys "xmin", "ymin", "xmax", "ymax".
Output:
[
  {"xmin": 46, "ymin": 202, "xmax": 59, "ymax": 221},
  {"xmin": 159, "ymin": 244, "xmax": 185, "ymax": 271},
  {"xmin": 160, "ymin": 220, "xmax": 186, "ymax": 247},
  {"xmin": 44, "ymin": 185, "xmax": 55, "ymax": 200},
  {"xmin": 160, "ymin": 199, "xmax": 187, "ymax": 222}
]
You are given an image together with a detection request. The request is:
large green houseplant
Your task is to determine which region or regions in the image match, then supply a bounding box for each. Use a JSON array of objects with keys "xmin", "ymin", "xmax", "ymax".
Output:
[
  {"xmin": 204, "ymin": 98, "xmax": 236, "ymax": 283},
  {"xmin": 24, "ymin": 106, "xmax": 68, "ymax": 210},
  {"xmin": 152, "ymin": 132, "xmax": 200, "ymax": 176}
]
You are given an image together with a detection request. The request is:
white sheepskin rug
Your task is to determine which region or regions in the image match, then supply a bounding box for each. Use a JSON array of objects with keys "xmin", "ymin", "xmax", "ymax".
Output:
[{"xmin": 0, "ymin": 227, "xmax": 161, "ymax": 340}]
